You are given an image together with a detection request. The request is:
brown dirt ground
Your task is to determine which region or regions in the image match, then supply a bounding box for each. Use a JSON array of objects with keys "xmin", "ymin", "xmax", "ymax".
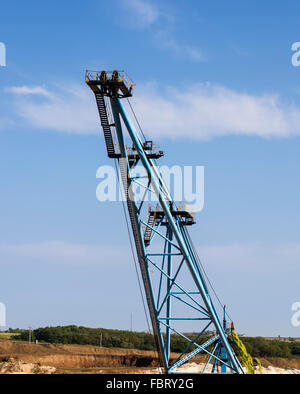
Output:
[
  {"xmin": 0, "ymin": 340, "xmax": 167, "ymax": 373},
  {"xmin": 0, "ymin": 339, "xmax": 300, "ymax": 374}
]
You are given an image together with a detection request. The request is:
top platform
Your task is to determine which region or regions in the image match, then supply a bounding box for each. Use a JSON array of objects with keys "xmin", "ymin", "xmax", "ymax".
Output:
[{"xmin": 85, "ymin": 70, "xmax": 135, "ymax": 98}]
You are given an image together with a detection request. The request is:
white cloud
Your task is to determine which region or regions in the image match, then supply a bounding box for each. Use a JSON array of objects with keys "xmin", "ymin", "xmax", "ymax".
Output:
[
  {"xmin": 6, "ymin": 85, "xmax": 53, "ymax": 98},
  {"xmin": 130, "ymin": 83, "xmax": 300, "ymax": 139},
  {"xmin": 185, "ymin": 47, "xmax": 206, "ymax": 62},
  {"xmin": 7, "ymin": 84, "xmax": 99, "ymax": 134},
  {"xmin": 124, "ymin": 0, "xmax": 160, "ymax": 27},
  {"xmin": 0, "ymin": 241, "xmax": 126, "ymax": 267},
  {"xmin": 7, "ymin": 81, "xmax": 300, "ymax": 139},
  {"xmin": 153, "ymin": 30, "xmax": 206, "ymax": 62},
  {"xmin": 120, "ymin": 0, "xmax": 205, "ymax": 62}
]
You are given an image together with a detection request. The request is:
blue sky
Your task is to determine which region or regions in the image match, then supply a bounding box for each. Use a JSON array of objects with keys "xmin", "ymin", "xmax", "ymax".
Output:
[{"xmin": 0, "ymin": 0, "xmax": 300, "ymax": 336}]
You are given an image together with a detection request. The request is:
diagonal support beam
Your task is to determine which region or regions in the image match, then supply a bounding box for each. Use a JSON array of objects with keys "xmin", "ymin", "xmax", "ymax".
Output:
[{"xmin": 169, "ymin": 335, "xmax": 220, "ymax": 371}]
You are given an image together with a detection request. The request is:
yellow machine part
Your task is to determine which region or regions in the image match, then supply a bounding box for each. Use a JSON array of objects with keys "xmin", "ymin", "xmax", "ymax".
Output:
[{"xmin": 230, "ymin": 330, "xmax": 262, "ymax": 374}]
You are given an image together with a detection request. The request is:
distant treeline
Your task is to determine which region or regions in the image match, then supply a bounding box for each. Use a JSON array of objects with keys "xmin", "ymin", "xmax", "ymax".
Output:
[
  {"xmin": 8, "ymin": 326, "xmax": 300, "ymax": 358},
  {"xmin": 240, "ymin": 337, "xmax": 300, "ymax": 358},
  {"xmin": 11, "ymin": 326, "xmax": 210, "ymax": 353}
]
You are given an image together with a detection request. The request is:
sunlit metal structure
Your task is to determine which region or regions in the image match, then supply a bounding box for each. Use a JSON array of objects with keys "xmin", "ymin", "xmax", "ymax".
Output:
[{"xmin": 86, "ymin": 70, "xmax": 244, "ymax": 374}]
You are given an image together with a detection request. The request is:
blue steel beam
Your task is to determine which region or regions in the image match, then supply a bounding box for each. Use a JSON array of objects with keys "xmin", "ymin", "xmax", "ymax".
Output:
[
  {"xmin": 115, "ymin": 97, "xmax": 242, "ymax": 374},
  {"xmin": 110, "ymin": 98, "xmax": 169, "ymax": 372},
  {"xmin": 169, "ymin": 334, "xmax": 220, "ymax": 371},
  {"xmin": 86, "ymin": 74, "xmax": 244, "ymax": 374}
]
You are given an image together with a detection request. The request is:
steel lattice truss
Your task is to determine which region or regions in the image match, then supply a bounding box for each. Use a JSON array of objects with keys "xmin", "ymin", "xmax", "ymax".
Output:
[{"xmin": 86, "ymin": 70, "xmax": 244, "ymax": 374}]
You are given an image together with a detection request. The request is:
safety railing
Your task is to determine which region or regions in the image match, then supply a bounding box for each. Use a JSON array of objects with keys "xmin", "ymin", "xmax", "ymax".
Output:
[
  {"xmin": 176, "ymin": 202, "xmax": 196, "ymax": 222},
  {"xmin": 85, "ymin": 70, "xmax": 136, "ymax": 93},
  {"xmin": 127, "ymin": 144, "xmax": 162, "ymax": 157}
]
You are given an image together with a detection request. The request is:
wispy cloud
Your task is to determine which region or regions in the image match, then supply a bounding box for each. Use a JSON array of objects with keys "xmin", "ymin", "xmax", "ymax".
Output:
[
  {"xmin": 120, "ymin": 0, "xmax": 205, "ymax": 62},
  {"xmin": 197, "ymin": 242, "xmax": 300, "ymax": 335},
  {"xmin": 130, "ymin": 83, "xmax": 300, "ymax": 139},
  {"xmin": 1, "ymin": 240, "xmax": 298, "ymax": 274},
  {"xmin": 5, "ymin": 85, "xmax": 53, "ymax": 98},
  {"xmin": 7, "ymin": 84, "xmax": 99, "ymax": 134},
  {"xmin": 7, "ymin": 81, "xmax": 300, "ymax": 139},
  {"xmin": 199, "ymin": 242, "xmax": 300, "ymax": 275},
  {"xmin": 0, "ymin": 241, "xmax": 127, "ymax": 267},
  {"xmin": 153, "ymin": 30, "xmax": 206, "ymax": 62},
  {"xmin": 0, "ymin": 240, "xmax": 296, "ymax": 335},
  {"xmin": 123, "ymin": 0, "xmax": 161, "ymax": 28}
]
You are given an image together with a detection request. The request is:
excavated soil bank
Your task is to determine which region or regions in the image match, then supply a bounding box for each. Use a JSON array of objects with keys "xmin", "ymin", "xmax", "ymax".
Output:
[
  {"xmin": 1, "ymin": 340, "xmax": 300, "ymax": 374},
  {"xmin": 0, "ymin": 340, "xmax": 166, "ymax": 371}
]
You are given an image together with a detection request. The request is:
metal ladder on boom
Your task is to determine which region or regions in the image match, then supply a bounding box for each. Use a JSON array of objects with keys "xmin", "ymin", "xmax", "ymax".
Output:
[{"xmin": 86, "ymin": 69, "xmax": 244, "ymax": 375}]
